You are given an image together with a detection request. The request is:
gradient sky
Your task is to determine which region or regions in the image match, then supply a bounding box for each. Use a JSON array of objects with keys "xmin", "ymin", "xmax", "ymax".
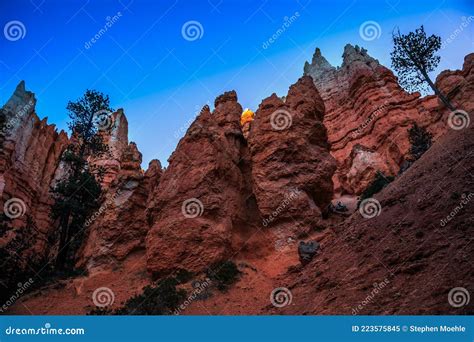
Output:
[{"xmin": 1, "ymin": 0, "xmax": 473, "ymax": 168}]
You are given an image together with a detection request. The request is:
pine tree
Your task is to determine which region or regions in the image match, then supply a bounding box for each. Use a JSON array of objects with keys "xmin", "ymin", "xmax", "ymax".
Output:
[
  {"xmin": 52, "ymin": 90, "xmax": 113, "ymax": 271},
  {"xmin": 391, "ymin": 25, "xmax": 455, "ymax": 111}
]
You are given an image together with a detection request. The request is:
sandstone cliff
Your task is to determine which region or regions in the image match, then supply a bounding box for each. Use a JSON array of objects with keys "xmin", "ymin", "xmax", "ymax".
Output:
[
  {"xmin": 0, "ymin": 82, "xmax": 69, "ymax": 295},
  {"xmin": 303, "ymin": 44, "xmax": 465, "ymax": 195},
  {"xmin": 0, "ymin": 85, "xmax": 156, "ymax": 297},
  {"xmin": 78, "ymin": 118, "xmax": 161, "ymax": 272}
]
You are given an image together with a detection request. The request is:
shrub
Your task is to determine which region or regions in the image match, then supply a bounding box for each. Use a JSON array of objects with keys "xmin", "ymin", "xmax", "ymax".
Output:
[
  {"xmin": 358, "ymin": 171, "xmax": 394, "ymax": 205},
  {"xmin": 173, "ymin": 269, "xmax": 194, "ymax": 284},
  {"xmin": 206, "ymin": 260, "xmax": 241, "ymax": 292},
  {"xmin": 399, "ymin": 123, "xmax": 433, "ymax": 174},
  {"xmin": 408, "ymin": 123, "xmax": 432, "ymax": 160},
  {"xmin": 89, "ymin": 276, "xmax": 187, "ymax": 315},
  {"xmin": 117, "ymin": 278, "xmax": 186, "ymax": 315},
  {"xmin": 87, "ymin": 262, "xmax": 241, "ymax": 315}
]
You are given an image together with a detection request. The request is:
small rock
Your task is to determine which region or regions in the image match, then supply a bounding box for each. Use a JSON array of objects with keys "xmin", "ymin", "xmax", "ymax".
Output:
[{"xmin": 298, "ymin": 240, "xmax": 320, "ymax": 265}]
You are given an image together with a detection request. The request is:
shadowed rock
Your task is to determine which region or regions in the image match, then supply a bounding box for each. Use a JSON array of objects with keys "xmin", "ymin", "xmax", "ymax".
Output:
[{"xmin": 298, "ymin": 240, "xmax": 320, "ymax": 265}]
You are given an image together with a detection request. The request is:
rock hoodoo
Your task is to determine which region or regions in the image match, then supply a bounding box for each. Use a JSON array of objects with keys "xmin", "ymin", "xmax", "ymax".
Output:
[
  {"xmin": 145, "ymin": 94, "xmax": 249, "ymax": 276},
  {"xmin": 248, "ymin": 76, "xmax": 336, "ymax": 236},
  {"xmin": 78, "ymin": 113, "xmax": 159, "ymax": 272},
  {"xmin": 304, "ymin": 44, "xmax": 458, "ymax": 194},
  {"xmin": 0, "ymin": 82, "xmax": 69, "ymax": 293}
]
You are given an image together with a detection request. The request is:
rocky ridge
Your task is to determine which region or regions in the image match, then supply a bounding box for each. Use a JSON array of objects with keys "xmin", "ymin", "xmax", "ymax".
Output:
[
  {"xmin": 1, "ymin": 48, "xmax": 473, "ymax": 315},
  {"xmin": 304, "ymin": 44, "xmax": 465, "ymax": 194},
  {"xmin": 0, "ymin": 82, "xmax": 69, "ymax": 294}
]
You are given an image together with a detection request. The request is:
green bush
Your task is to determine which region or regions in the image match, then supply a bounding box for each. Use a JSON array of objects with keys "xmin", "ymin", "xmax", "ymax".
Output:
[
  {"xmin": 206, "ymin": 260, "xmax": 241, "ymax": 292},
  {"xmin": 358, "ymin": 171, "xmax": 394, "ymax": 205},
  {"xmin": 408, "ymin": 123, "xmax": 432, "ymax": 160},
  {"xmin": 89, "ymin": 276, "xmax": 187, "ymax": 315},
  {"xmin": 88, "ymin": 262, "xmax": 240, "ymax": 315},
  {"xmin": 118, "ymin": 278, "xmax": 186, "ymax": 315},
  {"xmin": 399, "ymin": 123, "xmax": 433, "ymax": 174}
]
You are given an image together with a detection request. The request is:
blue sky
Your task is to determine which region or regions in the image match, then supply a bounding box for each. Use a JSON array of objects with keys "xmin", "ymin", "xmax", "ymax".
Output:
[{"xmin": 1, "ymin": 0, "xmax": 473, "ymax": 168}]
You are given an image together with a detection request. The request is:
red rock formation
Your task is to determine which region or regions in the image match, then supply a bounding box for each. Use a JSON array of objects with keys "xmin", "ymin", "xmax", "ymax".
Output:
[
  {"xmin": 4, "ymin": 51, "xmax": 473, "ymax": 316},
  {"xmin": 145, "ymin": 78, "xmax": 336, "ymax": 276},
  {"xmin": 78, "ymin": 149, "xmax": 160, "ymax": 273},
  {"xmin": 0, "ymin": 86, "xmax": 161, "ymax": 311},
  {"xmin": 10, "ymin": 110, "xmax": 474, "ymax": 314},
  {"xmin": 0, "ymin": 81, "xmax": 69, "ymax": 290},
  {"xmin": 248, "ymin": 76, "xmax": 336, "ymax": 236},
  {"xmin": 436, "ymin": 53, "xmax": 474, "ymax": 113},
  {"xmin": 304, "ymin": 45, "xmax": 453, "ymax": 194},
  {"xmin": 145, "ymin": 93, "xmax": 249, "ymax": 276},
  {"xmin": 73, "ymin": 107, "xmax": 165, "ymax": 272},
  {"xmin": 90, "ymin": 109, "xmax": 130, "ymax": 190},
  {"xmin": 268, "ymin": 116, "xmax": 474, "ymax": 315},
  {"xmin": 0, "ymin": 85, "xmax": 157, "ymax": 293}
]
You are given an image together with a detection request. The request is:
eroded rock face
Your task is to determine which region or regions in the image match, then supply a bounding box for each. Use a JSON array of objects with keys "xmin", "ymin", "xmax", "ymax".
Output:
[
  {"xmin": 145, "ymin": 94, "xmax": 249, "ymax": 276},
  {"xmin": 0, "ymin": 85, "xmax": 157, "ymax": 289},
  {"xmin": 304, "ymin": 44, "xmax": 453, "ymax": 194},
  {"xmin": 436, "ymin": 53, "xmax": 474, "ymax": 113},
  {"xmin": 0, "ymin": 82, "xmax": 69, "ymax": 294},
  {"xmin": 271, "ymin": 116, "xmax": 474, "ymax": 315},
  {"xmin": 78, "ymin": 146, "xmax": 159, "ymax": 273},
  {"xmin": 71, "ymin": 107, "xmax": 159, "ymax": 272},
  {"xmin": 145, "ymin": 79, "xmax": 337, "ymax": 276},
  {"xmin": 90, "ymin": 109, "xmax": 130, "ymax": 190},
  {"xmin": 248, "ymin": 76, "xmax": 336, "ymax": 235}
]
